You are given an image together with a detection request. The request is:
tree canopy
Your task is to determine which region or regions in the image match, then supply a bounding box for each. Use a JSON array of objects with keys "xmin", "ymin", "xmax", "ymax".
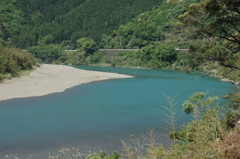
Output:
[
  {"xmin": 7, "ymin": 0, "xmax": 164, "ymax": 48},
  {"xmin": 179, "ymin": 0, "xmax": 240, "ymax": 45},
  {"xmin": 0, "ymin": 0, "xmax": 25, "ymax": 45}
]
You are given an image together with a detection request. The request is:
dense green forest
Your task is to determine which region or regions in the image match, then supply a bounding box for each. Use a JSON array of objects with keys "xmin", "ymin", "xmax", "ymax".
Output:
[
  {"xmin": 98, "ymin": 0, "xmax": 240, "ymax": 84},
  {"xmin": 1, "ymin": 0, "xmax": 239, "ymax": 84},
  {"xmin": 1, "ymin": 0, "xmax": 164, "ymax": 48},
  {"xmin": 0, "ymin": 0, "xmax": 163, "ymax": 80},
  {"xmin": 1, "ymin": 0, "xmax": 240, "ymax": 158}
]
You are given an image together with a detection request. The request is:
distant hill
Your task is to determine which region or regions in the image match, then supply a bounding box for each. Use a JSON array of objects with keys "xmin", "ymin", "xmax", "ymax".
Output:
[{"xmin": 12, "ymin": 0, "xmax": 163, "ymax": 48}]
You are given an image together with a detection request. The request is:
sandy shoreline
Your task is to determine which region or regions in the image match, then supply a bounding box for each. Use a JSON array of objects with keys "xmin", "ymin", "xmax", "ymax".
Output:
[{"xmin": 0, "ymin": 64, "xmax": 133, "ymax": 101}]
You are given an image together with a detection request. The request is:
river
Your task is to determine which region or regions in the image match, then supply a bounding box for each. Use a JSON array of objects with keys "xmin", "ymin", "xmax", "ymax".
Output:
[{"xmin": 0, "ymin": 66, "xmax": 234, "ymax": 158}]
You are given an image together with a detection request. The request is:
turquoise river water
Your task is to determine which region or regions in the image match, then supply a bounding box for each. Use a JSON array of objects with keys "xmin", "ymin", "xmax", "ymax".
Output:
[{"xmin": 0, "ymin": 66, "xmax": 235, "ymax": 158}]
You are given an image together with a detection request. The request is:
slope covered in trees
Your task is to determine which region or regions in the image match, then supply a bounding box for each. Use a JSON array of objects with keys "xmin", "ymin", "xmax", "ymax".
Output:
[
  {"xmin": 2, "ymin": 0, "xmax": 238, "ymax": 83},
  {"xmin": 0, "ymin": 0, "xmax": 26, "ymax": 46},
  {"xmin": 7, "ymin": 0, "xmax": 164, "ymax": 48},
  {"xmin": 96, "ymin": 0, "xmax": 240, "ymax": 82},
  {"xmin": 97, "ymin": 0, "xmax": 203, "ymax": 69}
]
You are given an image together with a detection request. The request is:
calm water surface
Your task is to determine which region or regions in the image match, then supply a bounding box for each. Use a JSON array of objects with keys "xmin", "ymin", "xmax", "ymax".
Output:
[{"xmin": 0, "ymin": 66, "xmax": 234, "ymax": 158}]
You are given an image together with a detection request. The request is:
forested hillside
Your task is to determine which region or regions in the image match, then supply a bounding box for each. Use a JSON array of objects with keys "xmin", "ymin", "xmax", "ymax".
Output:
[
  {"xmin": 100, "ymin": 0, "xmax": 199, "ymax": 49},
  {"xmin": 97, "ymin": 0, "xmax": 240, "ymax": 83},
  {"xmin": 1, "ymin": 0, "xmax": 239, "ymax": 82},
  {"xmin": 2, "ymin": 0, "xmax": 163, "ymax": 48}
]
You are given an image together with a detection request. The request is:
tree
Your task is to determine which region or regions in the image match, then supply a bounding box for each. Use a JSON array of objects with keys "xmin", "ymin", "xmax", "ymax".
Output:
[
  {"xmin": 140, "ymin": 44, "xmax": 177, "ymax": 68},
  {"xmin": 161, "ymin": 95, "xmax": 182, "ymax": 147},
  {"xmin": 27, "ymin": 44, "xmax": 62, "ymax": 63},
  {"xmin": 0, "ymin": 0, "xmax": 25, "ymax": 44},
  {"xmin": 76, "ymin": 37, "xmax": 97, "ymax": 55},
  {"xmin": 177, "ymin": 92, "xmax": 223, "ymax": 143},
  {"xmin": 39, "ymin": 34, "xmax": 54, "ymax": 45},
  {"xmin": 179, "ymin": 0, "xmax": 240, "ymax": 45}
]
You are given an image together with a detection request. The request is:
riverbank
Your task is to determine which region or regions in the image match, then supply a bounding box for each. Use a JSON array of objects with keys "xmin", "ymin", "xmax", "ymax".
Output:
[
  {"xmin": 0, "ymin": 64, "xmax": 133, "ymax": 101},
  {"xmin": 91, "ymin": 63, "xmax": 240, "ymax": 85}
]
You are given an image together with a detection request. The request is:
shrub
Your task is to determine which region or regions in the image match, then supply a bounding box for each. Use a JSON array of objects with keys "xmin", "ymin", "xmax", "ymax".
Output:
[
  {"xmin": 27, "ymin": 44, "xmax": 62, "ymax": 63},
  {"xmin": 0, "ymin": 46, "xmax": 35, "ymax": 81}
]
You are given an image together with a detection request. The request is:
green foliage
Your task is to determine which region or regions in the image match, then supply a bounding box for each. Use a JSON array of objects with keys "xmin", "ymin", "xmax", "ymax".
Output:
[
  {"xmin": 223, "ymin": 90, "xmax": 240, "ymax": 110},
  {"xmin": 57, "ymin": 51, "xmax": 86, "ymax": 65},
  {"xmin": 224, "ymin": 110, "xmax": 240, "ymax": 128},
  {"xmin": 0, "ymin": 46, "xmax": 35, "ymax": 81},
  {"xmin": 176, "ymin": 0, "xmax": 240, "ymax": 83},
  {"xmin": 110, "ymin": 44, "xmax": 177, "ymax": 69},
  {"xmin": 140, "ymin": 44, "xmax": 177, "ymax": 68},
  {"xmin": 186, "ymin": 39, "xmax": 238, "ymax": 69},
  {"xmin": 86, "ymin": 151, "xmax": 120, "ymax": 159},
  {"xmin": 39, "ymin": 34, "xmax": 54, "ymax": 45},
  {"xmin": 213, "ymin": 66, "xmax": 240, "ymax": 83},
  {"xmin": 99, "ymin": 0, "xmax": 208, "ymax": 70},
  {"xmin": 104, "ymin": 2, "xmax": 176, "ymax": 49},
  {"xmin": 10, "ymin": 48, "xmax": 36, "ymax": 70},
  {"xmin": 158, "ymin": 92, "xmax": 229, "ymax": 158},
  {"xmin": 27, "ymin": 44, "xmax": 63, "ymax": 63},
  {"xmin": 112, "ymin": 50, "xmax": 142, "ymax": 67},
  {"xmin": 11, "ymin": 0, "xmax": 163, "ymax": 48},
  {"xmin": 173, "ymin": 92, "xmax": 223, "ymax": 148},
  {"xmin": 120, "ymin": 92, "xmax": 234, "ymax": 158},
  {"xmin": 99, "ymin": 34, "xmax": 113, "ymax": 49},
  {"xmin": 179, "ymin": 0, "xmax": 240, "ymax": 45},
  {"xmin": 76, "ymin": 38, "xmax": 97, "ymax": 55},
  {"xmin": 175, "ymin": 36, "xmax": 240, "ymax": 83},
  {"xmin": 86, "ymin": 50, "xmax": 108, "ymax": 64},
  {"xmin": 147, "ymin": 146, "xmax": 166, "ymax": 159},
  {"xmin": 0, "ymin": 0, "xmax": 25, "ymax": 45},
  {"xmin": 103, "ymin": 0, "xmax": 202, "ymax": 49},
  {"xmin": 222, "ymin": 89, "xmax": 240, "ymax": 128},
  {"xmin": 183, "ymin": 92, "xmax": 219, "ymax": 119},
  {"xmin": 122, "ymin": 131, "xmax": 166, "ymax": 159}
]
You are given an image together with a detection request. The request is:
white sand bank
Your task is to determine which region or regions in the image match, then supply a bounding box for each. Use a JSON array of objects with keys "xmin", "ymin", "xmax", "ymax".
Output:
[{"xmin": 0, "ymin": 64, "xmax": 133, "ymax": 101}]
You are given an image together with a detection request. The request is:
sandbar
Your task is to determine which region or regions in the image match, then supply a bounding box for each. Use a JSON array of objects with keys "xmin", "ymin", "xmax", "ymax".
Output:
[{"xmin": 0, "ymin": 64, "xmax": 133, "ymax": 101}]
